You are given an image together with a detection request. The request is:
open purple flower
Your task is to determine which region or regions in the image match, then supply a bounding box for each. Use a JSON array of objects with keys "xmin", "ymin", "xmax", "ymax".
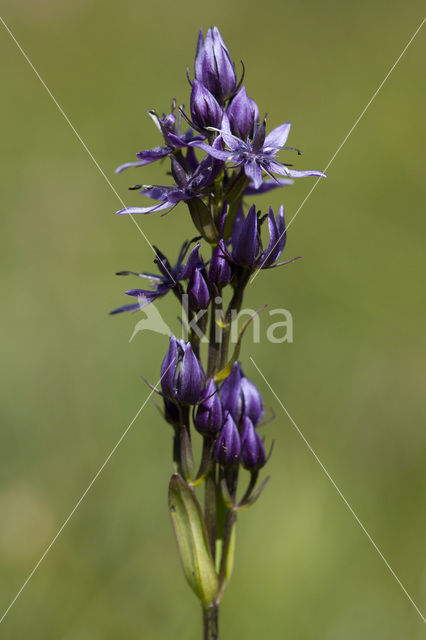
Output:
[
  {"xmin": 115, "ymin": 108, "xmax": 204, "ymax": 174},
  {"xmin": 191, "ymin": 113, "xmax": 326, "ymax": 189},
  {"xmin": 218, "ymin": 204, "xmax": 293, "ymax": 270},
  {"xmin": 115, "ymin": 151, "xmax": 223, "ymax": 216},
  {"xmin": 110, "ymin": 240, "xmax": 201, "ymax": 315}
]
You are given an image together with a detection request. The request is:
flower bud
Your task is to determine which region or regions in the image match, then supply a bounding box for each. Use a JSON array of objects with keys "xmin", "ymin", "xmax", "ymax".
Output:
[
  {"xmin": 194, "ymin": 27, "xmax": 237, "ymax": 103},
  {"xmin": 163, "ymin": 398, "xmax": 180, "ymax": 428},
  {"xmin": 220, "ymin": 362, "xmax": 264, "ymax": 426},
  {"xmin": 208, "ymin": 240, "xmax": 232, "ymax": 287},
  {"xmin": 240, "ymin": 416, "xmax": 266, "ymax": 470},
  {"xmin": 215, "ymin": 413, "xmax": 241, "ymax": 466},
  {"xmin": 161, "ymin": 336, "xmax": 205, "ymax": 405},
  {"xmin": 194, "ymin": 379, "xmax": 223, "ymax": 434},
  {"xmin": 190, "ymin": 80, "xmax": 223, "ymax": 131},
  {"xmin": 258, "ymin": 205, "xmax": 286, "ymax": 268},
  {"xmin": 227, "ymin": 87, "xmax": 259, "ymax": 140},
  {"xmin": 239, "ymin": 376, "xmax": 264, "ymax": 425},
  {"xmin": 188, "ymin": 268, "xmax": 211, "ymax": 311},
  {"xmin": 231, "ymin": 205, "xmax": 260, "ymax": 268}
]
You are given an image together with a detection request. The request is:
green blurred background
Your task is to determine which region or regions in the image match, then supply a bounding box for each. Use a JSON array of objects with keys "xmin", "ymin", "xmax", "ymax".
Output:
[{"xmin": 1, "ymin": 1, "xmax": 425, "ymax": 638}]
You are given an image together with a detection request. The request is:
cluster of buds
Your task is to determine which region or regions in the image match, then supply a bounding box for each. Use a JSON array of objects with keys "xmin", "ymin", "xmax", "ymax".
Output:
[{"xmin": 112, "ymin": 26, "xmax": 325, "ymax": 623}]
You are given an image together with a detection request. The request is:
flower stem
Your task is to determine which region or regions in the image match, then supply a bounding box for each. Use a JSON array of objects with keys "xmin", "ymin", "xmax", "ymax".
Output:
[{"xmin": 203, "ymin": 603, "xmax": 219, "ymax": 640}]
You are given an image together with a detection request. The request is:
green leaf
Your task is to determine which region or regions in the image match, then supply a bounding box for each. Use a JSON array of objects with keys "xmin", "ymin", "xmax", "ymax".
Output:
[
  {"xmin": 168, "ymin": 473, "xmax": 219, "ymax": 606},
  {"xmin": 214, "ymin": 305, "xmax": 267, "ymax": 382},
  {"xmin": 187, "ymin": 199, "xmax": 219, "ymax": 245}
]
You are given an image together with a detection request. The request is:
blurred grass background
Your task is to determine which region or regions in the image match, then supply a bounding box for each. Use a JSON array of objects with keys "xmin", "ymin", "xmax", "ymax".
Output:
[{"xmin": 1, "ymin": 0, "xmax": 425, "ymax": 638}]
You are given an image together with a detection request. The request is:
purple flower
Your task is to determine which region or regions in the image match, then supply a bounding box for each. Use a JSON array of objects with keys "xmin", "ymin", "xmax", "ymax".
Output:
[
  {"xmin": 227, "ymin": 87, "xmax": 259, "ymax": 140},
  {"xmin": 110, "ymin": 240, "xmax": 201, "ymax": 315},
  {"xmin": 219, "ymin": 204, "xmax": 290, "ymax": 270},
  {"xmin": 194, "ymin": 379, "xmax": 223, "ymax": 434},
  {"xmin": 163, "ymin": 398, "xmax": 180, "ymax": 429},
  {"xmin": 161, "ymin": 336, "xmax": 205, "ymax": 405},
  {"xmin": 191, "ymin": 113, "xmax": 326, "ymax": 189},
  {"xmin": 115, "ymin": 152, "xmax": 223, "ymax": 216},
  {"xmin": 220, "ymin": 362, "xmax": 264, "ymax": 426},
  {"xmin": 215, "ymin": 412, "xmax": 241, "ymax": 466},
  {"xmin": 115, "ymin": 109, "xmax": 204, "ymax": 174},
  {"xmin": 240, "ymin": 416, "xmax": 266, "ymax": 470},
  {"xmin": 194, "ymin": 27, "xmax": 237, "ymax": 103}
]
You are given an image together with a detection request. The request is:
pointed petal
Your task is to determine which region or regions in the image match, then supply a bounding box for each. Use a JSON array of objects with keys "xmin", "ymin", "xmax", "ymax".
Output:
[
  {"xmin": 109, "ymin": 302, "xmax": 143, "ymax": 315},
  {"xmin": 264, "ymin": 122, "xmax": 291, "ymax": 149},
  {"xmin": 286, "ymin": 169, "xmax": 326, "ymax": 178},
  {"xmin": 244, "ymin": 160, "xmax": 263, "ymax": 190},
  {"xmin": 232, "ymin": 204, "xmax": 258, "ymax": 267},
  {"xmin": 161, "ymin": 336, "xmax": 179, "ymax": 399},
  {"xmin": 244, "ymin": 178, "xmax": 293, "ymax": 195},
  {"xmin": 178, "ymin": 344, "xmax": 204, "ymax": 404},
  {"xmin": 189, "ymin": 140, "xmax": 232, "ymax": 161},
  {"xmin": 114, "ymin": 202, "xmax": 172, "ymax": 215}
]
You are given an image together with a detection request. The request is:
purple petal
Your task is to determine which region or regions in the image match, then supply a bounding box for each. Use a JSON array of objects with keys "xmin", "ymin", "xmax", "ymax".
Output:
[
  {"xmin": 286, "ymin": 169, "xmax": 327, "ymax": 178},
  {"xmin": 220, "ymin": 113, "xmax": 241, "ymax": 150},
  {"xmin": 259, "ymin": 206, "xmax": 286, "ymax": 268},
  {"xmin": 161, "ymin": 336, "xmax": 179, "ymax": 399},
  {"xmin": 220, "ymin": 363, "xmax": 242, "ymax": 423},
  {"xmin": 244, "ymin": 178, "xmax": 293, "ymax": 195},
  {"xmin": 109, "ymin": 302, "xmax": 143, "ymax": 315},
  {"xmin": 240, "ymin": 416, "xmax": 266, "ymax": 470},
  {"xmin": 178, "ymin": 343, "xmax": 204, "ymax": 404},
  {"xmin": 264, "ymin": 122, "xmax": 291, "ymax": 149},
  {"xmin": 244, "ymin": 160, "xmax": 263, "ymax": 189},
  {"xmin": 115, "ymin": 147, "xmax": 170, "ymax": 174},
  {"xmin": 232, "ymin": 204, "xmax": 258, "ymax": 267},
  {"xmin": 115, "ymin": 160, "xmax": 154, "ymax": 174},
  {"xmin": 136, "ymin": 147, "xmax": 170, "ymax": 162},
  {"xmin": 227, "ymin": 87, "xmax": 255, "ymax": 140},
  {"xmin": 114, "ymin": 202, "xmax": 172, "ymax": 215},
  {"xmin": 189, "ymin": 140, "xmax": 233, "ymax": 161}
]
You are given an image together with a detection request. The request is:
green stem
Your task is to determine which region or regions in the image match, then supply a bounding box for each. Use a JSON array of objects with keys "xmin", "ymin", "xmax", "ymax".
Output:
[
  {"xmin": 204, "ymin": 461, "xmax": 216, "ymax": 560},
  {"xmin": 203, "ymin": 603, "xmax": 219, "ymax": 640},
  {"xmin": 207, "ymin": 282, "xmax": 222, "ymax": 378},
  {"xmin": 220, "ymin": 270, "xmax": 250, "ymax": 369}
]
